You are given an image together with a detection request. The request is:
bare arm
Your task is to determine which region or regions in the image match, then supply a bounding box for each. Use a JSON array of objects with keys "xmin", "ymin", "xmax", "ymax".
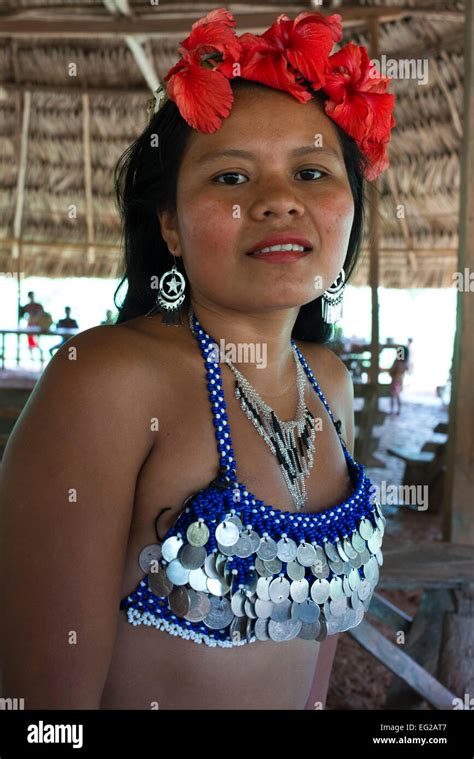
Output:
[{"xmin": 0, "ymin": 326, "xmax": 155, "ymax": 709}]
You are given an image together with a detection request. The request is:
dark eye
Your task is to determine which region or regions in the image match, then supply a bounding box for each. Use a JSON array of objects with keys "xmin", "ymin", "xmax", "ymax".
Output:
[
  {"xmin": 297, "ymin": 168, "xmax": 327, "ymax": 180},
  {"xmin": 213, "ymin": 172, "xmax": 247, "ymax": 185}
]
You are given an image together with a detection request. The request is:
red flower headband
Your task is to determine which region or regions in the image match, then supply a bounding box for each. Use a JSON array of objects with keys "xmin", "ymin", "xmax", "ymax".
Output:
[{"xmin": 148, "ymin": 8, "xmax": 396, "ymax": 181}]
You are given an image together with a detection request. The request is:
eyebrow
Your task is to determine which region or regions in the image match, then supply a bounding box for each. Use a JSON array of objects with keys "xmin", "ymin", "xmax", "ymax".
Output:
[{"xmin": 195, "ymin": 146, "xmax": 342, "ymax": 164}]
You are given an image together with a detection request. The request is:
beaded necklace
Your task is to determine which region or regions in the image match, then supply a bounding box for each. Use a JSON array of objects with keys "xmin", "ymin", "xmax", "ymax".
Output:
[{"xmin": 187, "ymin": 304, "xmax": 317, "ymax": 512}]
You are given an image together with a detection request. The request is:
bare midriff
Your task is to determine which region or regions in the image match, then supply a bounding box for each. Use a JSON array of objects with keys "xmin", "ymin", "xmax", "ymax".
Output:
[{"xmin": 100, "ymin": 613, "xmax": 321, "ymax": 710}]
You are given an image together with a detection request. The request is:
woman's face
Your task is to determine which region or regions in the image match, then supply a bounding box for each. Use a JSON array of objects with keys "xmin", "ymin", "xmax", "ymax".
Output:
[{"xmin": 159, "ymin": 85, "xmax": 354, "ymax": 314}]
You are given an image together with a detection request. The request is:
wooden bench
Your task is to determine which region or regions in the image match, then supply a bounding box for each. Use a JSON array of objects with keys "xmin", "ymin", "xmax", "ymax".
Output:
[
  {"xmin": 387, "ymin": 440, "xmax": 447, "ymax": 513},
  {"xmin": 354, "ymin": 408, "xmax": 386, "ymax": 426},
  {"xmin": 354, "ymin": 382, "xmax": 391, "ymax": 468},
  {"xmin": 349, "ymin": 538, "xmax": 474, "ymax": 710},
  {"xmin": 388, "ymin": 447, "xmax": 436, "ymax": 464}
]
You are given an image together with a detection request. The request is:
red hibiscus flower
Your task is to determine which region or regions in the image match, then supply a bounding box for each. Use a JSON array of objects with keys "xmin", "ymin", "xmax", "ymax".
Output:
[
  {"xmin": 165, "ymin": 48, "xmax": 235, "ymax": 133},
  {"xmin": 178, "ymin": 7, "xmax": 242, "ymax": 78},
  {"xmin": 163, "ymin": 8, "xmax": 242, "ymax": 132},
  {"xmin": 238, "ymin": 12, "xmax": 342, "ymax": 101},
  {"xmin": 323, "ymin": 42, "xmax": 395, "ymax": 178}
]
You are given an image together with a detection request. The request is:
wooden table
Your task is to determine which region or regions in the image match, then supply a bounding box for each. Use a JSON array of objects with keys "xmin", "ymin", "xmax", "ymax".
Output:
[
  {"xmin": 0, "ymin": 327, "xmax": 78, "ymax": 369},
  {"xmin": 340, "ymin": 343, "xmax": 407, "ymax": 381}
]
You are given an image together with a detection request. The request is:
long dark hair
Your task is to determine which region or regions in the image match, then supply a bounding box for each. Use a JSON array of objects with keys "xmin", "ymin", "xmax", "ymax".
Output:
[{"xmin": 113, "ymin": 78, "xmax": 365, "ymax": 343}]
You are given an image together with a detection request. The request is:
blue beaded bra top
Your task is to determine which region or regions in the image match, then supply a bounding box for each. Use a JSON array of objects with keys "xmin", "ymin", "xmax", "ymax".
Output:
[{"xmin": 120, "ymin": 311, "xmax": 385, "ymax": 648}]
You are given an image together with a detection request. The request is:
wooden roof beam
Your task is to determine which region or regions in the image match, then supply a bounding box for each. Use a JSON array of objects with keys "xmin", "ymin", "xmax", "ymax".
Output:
[
  {"xmin": 81, "ymin": 92, "xmax": 95, "ymax": 264},
  {"xmin": 124, "ymin": 36, "xmax": 161, "ymax": 93},
  {"xmin": 11, "ymin": 89, "xmax": 31, "ymax": 261},
  {"xmin": 0, "ymin": 7, "xmax": 463, "ymax": 38},
  {"xmin": 101, "ymin": 0, "xmax": 161, "ymax": 93}
]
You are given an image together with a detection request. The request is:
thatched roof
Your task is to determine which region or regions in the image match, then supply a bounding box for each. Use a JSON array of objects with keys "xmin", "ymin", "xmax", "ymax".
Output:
[{"xmin": 0, "ymin": 0, "xmax": 465, "ymax": 288}]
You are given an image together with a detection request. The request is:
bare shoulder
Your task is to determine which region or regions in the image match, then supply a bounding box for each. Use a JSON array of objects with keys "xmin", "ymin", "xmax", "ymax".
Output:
[
  {"xmin": 63, "ymin": 317, "xmax": 171, "ymax": 364},
  {"xmin": 42, "ymin": 316, "xmax": 191, "ymax": 388},
  {"xmin": 3, "ymin": 319, "xmax": 179, "ymax": 470},
  {"xmin": 25, "ymin": 322, "xmax": 152, "ymax": 405},
  {"xmin": 294, "ymin": 340, "xmax": 353, "ymax": 393},
  {"xmin": 42, "ymin": 320, "xmax": 154, "ymax": 371},
  {"xmin": 4, "ymin": 321, "xmax": 165, "ymax": 468},
  {"xmin": 114, "ymin": 314, "xmax": 198, "ymax": 363}
]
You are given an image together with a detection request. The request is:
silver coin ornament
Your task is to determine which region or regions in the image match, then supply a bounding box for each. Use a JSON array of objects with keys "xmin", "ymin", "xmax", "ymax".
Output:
[{"xmin": 126, "ymin": 495, "xmax": 385, "ymax": 647}]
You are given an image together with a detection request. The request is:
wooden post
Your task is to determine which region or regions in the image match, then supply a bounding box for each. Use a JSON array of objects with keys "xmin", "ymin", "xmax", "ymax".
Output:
[
  {"xmin": 442, "ymin": 0, "xmax": 474, "ymax": 545},
  {"xmin": 16, "ymin": 241, "xmax": 23, "ymax": 366},
  {"xmin": 438, "ymin": 584, "xmax": 474, "ymax": 698},
  {"xmin": 435, "ymin": 2, "xmax": 474, "ymax": 701},
  {"xmin": 81, "ymin": 93, "xmax": 95, "ymax": 266},
  {"xmin": 368, "ymin": 19, "xmax": 381, "ymax": 387},
  {"xmin": 12, "ymin": 90, "xmax": 31, "ymax": 327},
  {"xmin": 384, "ymin": 589, "xmax": 455, "ymax": 709}
]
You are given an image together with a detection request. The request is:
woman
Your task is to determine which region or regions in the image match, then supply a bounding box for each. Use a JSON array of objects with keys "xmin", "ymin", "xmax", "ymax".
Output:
[{"xmin": 0, "ymin": 9, "xmax": 393, "ymax": 710}]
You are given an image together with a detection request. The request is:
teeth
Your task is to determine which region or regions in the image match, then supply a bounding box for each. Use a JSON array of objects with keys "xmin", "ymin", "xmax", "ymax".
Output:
[{"xmin": 252, "ymin": 244, "xmax": 307, "ymax": 254}]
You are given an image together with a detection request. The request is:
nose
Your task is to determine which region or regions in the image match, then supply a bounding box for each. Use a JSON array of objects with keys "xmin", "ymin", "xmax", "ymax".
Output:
[{"xmin": 249, "ymin": 179, "xmax": 305, "ymax": 220}]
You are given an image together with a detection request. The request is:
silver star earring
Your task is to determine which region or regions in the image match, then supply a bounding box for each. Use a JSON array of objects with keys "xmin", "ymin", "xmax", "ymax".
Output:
[{"xmin": 146, "ymin": 248, "xmax": 186, "ymax": 325}]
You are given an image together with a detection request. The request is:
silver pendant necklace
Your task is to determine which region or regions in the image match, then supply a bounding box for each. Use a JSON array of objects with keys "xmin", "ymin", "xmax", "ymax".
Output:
[{"xmin": 188, "ymin": 305, "xmax": 316, "ymax": 511}]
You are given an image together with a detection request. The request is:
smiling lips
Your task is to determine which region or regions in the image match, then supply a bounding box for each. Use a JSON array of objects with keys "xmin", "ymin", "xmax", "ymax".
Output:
[
  {"xmin": 246, "ymin": 234, "xmax": 313, "ymax": 263},
  {"xmin": 250, "ymin": 248, "xmax": 310, "ymax": 263}
]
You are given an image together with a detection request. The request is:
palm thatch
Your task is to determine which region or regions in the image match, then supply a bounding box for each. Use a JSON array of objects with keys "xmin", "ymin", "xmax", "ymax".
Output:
[{"xmin": 0, "ymin": 0, "xmax": 466, "ymax": 288}]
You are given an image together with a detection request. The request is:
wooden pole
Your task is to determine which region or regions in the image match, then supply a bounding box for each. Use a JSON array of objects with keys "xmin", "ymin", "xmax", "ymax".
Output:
[
  {"xmin": 81, "ymin": 93, "xmax": 95, "ymax": 265},
  {"xmin": 353, "ymin": 18, "xmax": 382, "ymax": 466},
  {"xmin": 442, "ymin": 0, "xmax": 474, "ymax": 545},
  {"xmin": 437, "ymin": 2, "xmax": 474, "ymax": 697},
  {"xmin": 368, "ymin": 18, "xmax": 381, "ymax": 386},
  {"xmin": 12, "ymin": 89, "xmax": 31, "ymax": 327}
]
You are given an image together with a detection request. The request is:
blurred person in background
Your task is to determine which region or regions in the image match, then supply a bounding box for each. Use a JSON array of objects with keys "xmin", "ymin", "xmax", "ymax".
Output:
[
  {"xmin": 18, "ymin": 291, "xmax": 44, "ymax": 355},
  {"xmin": 49, "ymin": 306, "xmax": 79, "ymax": 356},
  {"xmin": 101, "ymin": 309, "xmax": 116, "ymax": 325},
  {"xmin": 389, "ymin": 356, "xmax": 407, "ymax": 415}
]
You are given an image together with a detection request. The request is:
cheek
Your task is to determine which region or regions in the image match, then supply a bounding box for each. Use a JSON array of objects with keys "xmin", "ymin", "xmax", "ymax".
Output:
[
  {"xmin": 177, "ymin": 191, "xmax": 239, "ymax": 264},
  {"xmin": 176, "ymin": 190, "xmax": 244, "ymax": 299},
  {"xmin": 316, "ymin": 191, "xmax": 354, "ymax": 248}
]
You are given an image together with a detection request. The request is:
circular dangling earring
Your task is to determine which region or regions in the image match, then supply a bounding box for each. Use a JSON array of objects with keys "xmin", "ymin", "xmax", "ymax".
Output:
[
  {"xmin": 146, "ymin": 248, "xmax": 186, "ymax": 325},
  {"xmin": 322, "ymin": 268, "xmax": 346, "ymax": 324}
]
